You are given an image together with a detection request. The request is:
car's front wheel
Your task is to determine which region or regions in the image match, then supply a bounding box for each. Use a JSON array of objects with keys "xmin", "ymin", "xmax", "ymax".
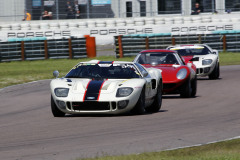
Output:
[
  {"xmin": 209, "ymin": 62, "xmax": 220, "ymax": 80},
  {"xmin": 51, "ymin": 95, "xmax": 65, "ymax": 117},
  {"xmin": 191, "ymin": 75, "xmax": 197, "ymax": 97},
  {"xmin": 131, "ymin": 88, "xmax": 145, "ymax": 115},
  {"xmin": 146, "ymin": 81, "xmax": 162, "ymax": 113},
  {"xmin": 180, "ymin": 78, "xmax": 191, "ymax": 98}
]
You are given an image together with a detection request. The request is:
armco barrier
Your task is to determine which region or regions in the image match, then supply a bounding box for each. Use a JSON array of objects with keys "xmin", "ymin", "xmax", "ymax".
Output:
[
  {"xmin": 0, "ymin": 36, "xmax": 96, "ymax": 62},
  {"xmin": 114, "ymin": 31, "xmax": 240, "ymax": 57}
]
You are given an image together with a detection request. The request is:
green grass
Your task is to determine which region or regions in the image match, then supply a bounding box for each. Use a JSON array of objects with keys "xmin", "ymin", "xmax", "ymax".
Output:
[
  {"xmin": 0, "ymin": 52, "xmax": 240, "ymax": 89},
  {"xmin": 219, "ymin": 52, "xmax": 240, "ymax": 65},
  {"xmin": 0, "ymin": 56, "xmax": 134, "ymax": 89},
  {"xmin": 77, "ymin": 138, "xmax": 240, "ymax": 160}
]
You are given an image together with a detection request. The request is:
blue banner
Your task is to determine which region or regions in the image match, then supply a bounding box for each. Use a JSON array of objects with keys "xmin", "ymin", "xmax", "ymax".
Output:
[
  {"xmin": 91, "ymin": 0, "xmax": 111, "ymax": 5},
  {"xmin": 32, "ymin": 0, "xmax": 42, "ymax": 7}
]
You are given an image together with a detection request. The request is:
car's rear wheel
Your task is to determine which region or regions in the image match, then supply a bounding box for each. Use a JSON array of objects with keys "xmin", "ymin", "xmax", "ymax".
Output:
[
  {"xmin": 146, "ymin": 81, "xmax": 162, "ymax": 113},
  {"xmin": 191, "ymin": 75, "xmax": 197, "ymax": 97},
  {"xmin": 180, "ymin": 78, "xmax": 191, "ymax": 98},
  {"xmin": 51, "ymin": 95, "xmax": 65, "ymax": 117},
  {"xmin": 131, "ymin": 88, "xmax": 145, "ymax": 115},
  {"xmin": 209, "ymin": 62, "xmax": 220, "ymax": 80}
]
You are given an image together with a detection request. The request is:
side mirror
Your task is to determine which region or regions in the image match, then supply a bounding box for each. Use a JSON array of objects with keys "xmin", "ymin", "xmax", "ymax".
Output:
[
  {"xmin": 212, "ymin": 50, "xmax": 218, "ymax": 55},
  {"xmin": 142, "ymin": 71, "xmax": 148, "ymax": 77},
  {"xmin": 53, "ymin": 70, "xmax": 59, "ymax": 78},
  {"xmin": 189, "ymin": 57, "xmax": 199, "ymax": 61}
]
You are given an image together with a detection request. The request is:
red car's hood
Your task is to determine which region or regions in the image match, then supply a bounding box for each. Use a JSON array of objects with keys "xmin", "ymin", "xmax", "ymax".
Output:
[{"xmin": 143, "ymin": 64, "xmax": 188, "ymax": 83}]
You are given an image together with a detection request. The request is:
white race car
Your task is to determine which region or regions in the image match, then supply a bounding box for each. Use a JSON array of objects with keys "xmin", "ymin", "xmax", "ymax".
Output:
[
  {"xmin": 50, "ymin": 60, "xmax": 163, "ymax": 117},
  {"xmin": 167, "ymin": 44, "xmax": 220, "ymax": 79}
]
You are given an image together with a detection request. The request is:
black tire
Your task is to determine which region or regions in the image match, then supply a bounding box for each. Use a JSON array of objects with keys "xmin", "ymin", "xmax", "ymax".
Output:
[
  {"xmin": 51, "ymin": 95, "xmax": 65, "ymax": 117},
  {"xmin": 131, "ymin": 88, "xmax": 145, "ymax": 115},
  {"xmin": 191, "ymin": 75, "xmax": 197, "ymax": 97},
  {"xmin": 146, "ymin": 82, "xmax": 162, "ymax": 113},
  {"xmin": 180, "ymin": 78, "xmax": 191, "ymax": 98},
  {"xmin": 209, "ymin": 62, "xmax": 220, "ymax": 80}
]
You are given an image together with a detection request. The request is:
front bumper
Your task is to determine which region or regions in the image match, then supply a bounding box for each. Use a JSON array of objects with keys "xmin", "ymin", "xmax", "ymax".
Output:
[
  {"xmin": 54, "ymin": 99, "xmax": 137, "ymax": 115},
  {"xmin": 51, "ymin": 85, "xmax": 142, "ymax": 115},
  {"xmin": 163, "ymin": 78, "xmax": 187, "ymax": 94}
]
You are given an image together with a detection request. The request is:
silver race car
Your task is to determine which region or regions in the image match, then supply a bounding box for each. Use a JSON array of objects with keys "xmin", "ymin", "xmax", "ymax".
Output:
[{"xmin": 167, "ymin": 44, "xmax": 220, "ymax": 79}]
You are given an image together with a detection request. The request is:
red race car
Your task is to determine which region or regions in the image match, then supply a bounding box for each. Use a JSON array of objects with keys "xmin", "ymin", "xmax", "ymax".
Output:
[{"xmin": 133, "ymin": 49, "xmax": 197, "ymax": 98}]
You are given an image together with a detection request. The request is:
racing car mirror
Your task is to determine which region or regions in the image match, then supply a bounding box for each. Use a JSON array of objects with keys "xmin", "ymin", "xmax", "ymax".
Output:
[
  {"xmin": 142, "ymin": 71, "xmax": 148, "ymax": 77},
  {"xmin": 189, "ymin": 57, "xmax": 199, "ymax": 61},
  {"xmin": 212, "ymin": 50, "xmax": 217, "ymax": 54},
  {"xmin": 53, "ymin": 70, "xmax": 59, "ymax": 78}
]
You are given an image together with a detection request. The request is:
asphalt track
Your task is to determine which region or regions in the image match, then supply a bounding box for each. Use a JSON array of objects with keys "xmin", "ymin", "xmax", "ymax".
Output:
[{"xmin": 0, "ymin": 65, "xmax": 240, "ymax": 160}]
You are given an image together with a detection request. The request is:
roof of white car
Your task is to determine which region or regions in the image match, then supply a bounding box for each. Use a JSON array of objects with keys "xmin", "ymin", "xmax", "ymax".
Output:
[
  {"xmin": 168, "ymin": 44, "xmax": 206, "ymax": 50},
  {"xmin": 79, "ymin": 60, "xmax": 134, "ymax": 64}
]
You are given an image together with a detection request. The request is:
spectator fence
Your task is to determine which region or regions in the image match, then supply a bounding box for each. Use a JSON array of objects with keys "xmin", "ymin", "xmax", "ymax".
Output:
[{"xmin": 114, "ymin": 31, "xmax": 240, "ymax": 57}]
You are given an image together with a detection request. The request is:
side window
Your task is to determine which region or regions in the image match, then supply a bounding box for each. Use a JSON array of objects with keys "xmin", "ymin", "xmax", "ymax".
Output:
[
  {"xmin": 137, "ymin": 54, "xmax": 145, "ymax": 64},
  {"xmin": 140, "ymin": 1, "xmax": 146, "ymax": 17},
  {"xmin": 201, "ymin": 46, "xmax": 210, "ymax": 54},
  {"xmin": 126, "ymin": 1, "xmax": 133, "ymax": 17},
  {"xmin": 177, "ymin": 53, "xmax": 185, "ymax": 65},
  {"xmin": 135, "ymin": 63, "xmax": 145, "ymax": 73},
  {"xmin": 135, "ymin": 63, "xmax": 151, "ymax": 78}
]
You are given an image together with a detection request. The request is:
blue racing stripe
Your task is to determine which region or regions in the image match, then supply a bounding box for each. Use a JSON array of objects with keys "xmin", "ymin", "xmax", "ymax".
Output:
[
  {"xmin": 84, "ymin": 80, "xmax": 104, "ymax": 101},
  {"xmin": 98, "ymin": 61, "xmax": 113, "ymax": 64}
]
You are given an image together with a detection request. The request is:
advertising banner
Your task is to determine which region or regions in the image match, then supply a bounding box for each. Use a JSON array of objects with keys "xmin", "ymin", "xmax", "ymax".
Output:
[
  {"xmin": 79, "ymin": 0, "xmax": 88, "ymax": 5},
  {"xmin": 44, "ymin": 1, "xmax": 55, "ymax": 6},
  {"xmin": 32, "ymin": 0, "xmax": 42, "ymax": 7},
  {"xmin": 0, "ymin": 22, "xmax": 236, "ymax": 45},
  {"xmin": 91, "ymin": 0, "xmax": 111, "ymax": 5}
]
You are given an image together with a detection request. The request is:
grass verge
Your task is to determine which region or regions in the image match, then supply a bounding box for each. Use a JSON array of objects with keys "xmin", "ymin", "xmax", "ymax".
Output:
[
  {"xmin": 0, "ymin": 52, "xmax": 240, "ymax": 89},
  {"xmin": 0, "ymin": 56, "xmax": 134, "ymax": 89},
  {"xmin": 219, "ymin": 52, "xmax": 240, "ymax": 65},
  {"xmin": 77, "ymin": 138, "xmax": 240, "ymax": 160}
]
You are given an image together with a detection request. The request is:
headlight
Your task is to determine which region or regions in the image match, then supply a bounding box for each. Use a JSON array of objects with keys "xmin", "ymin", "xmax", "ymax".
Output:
[
  {"xmin": 56, "ymin": 100, "xmax": 66, "ymax": 109},
  {"xmin": 116, "ymin": 87, "xmax": 133, "ymax": 97},
  {"xmin": 118, "ymin": 100, "xmax": 129, "ymax": 109},
  {"xmin": 54, "ymin": 88, "xmax": 69, "ymax": 97},
  {"xmin": 202, "ymin": 59, "xmax": 212, "ymax": 65},
  {"xmin": 177, "ymin": 68, "xmax": 187, "ymax": 80}
]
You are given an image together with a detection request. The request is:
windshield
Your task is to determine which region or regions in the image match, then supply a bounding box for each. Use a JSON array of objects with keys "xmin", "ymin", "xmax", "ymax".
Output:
[
  {"xmin": 172, "ymin": 47, "xmax": 211, "ymax": 56},
  {"xmin": 137, "ymin": 52, "xmax": 179, "ymax": 65},
  {"xmin": 65, "ymin": 63, "xmax": 141, "ymax": 79}
]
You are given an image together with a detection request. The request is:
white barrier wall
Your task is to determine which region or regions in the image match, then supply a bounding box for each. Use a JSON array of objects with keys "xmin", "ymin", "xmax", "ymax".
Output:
[{"xmin": 1, "ymin": 14, "xmax": 240, "ymax": 45}]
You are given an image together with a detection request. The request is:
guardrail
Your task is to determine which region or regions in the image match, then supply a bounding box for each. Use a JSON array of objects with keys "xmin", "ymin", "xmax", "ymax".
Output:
[
  {"xmin": 0, "ymin": 36, "xmax": 96, "ymax": 62},
  {"xmin": 114, "ymin": 31, "xmax": 240, "ymax": 57}
]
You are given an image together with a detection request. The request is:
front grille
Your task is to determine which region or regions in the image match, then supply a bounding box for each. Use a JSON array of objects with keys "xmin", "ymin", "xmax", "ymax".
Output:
[
  {"xmin": 197, "ymin": 67, "xmax": 210, "ymax": 75},
  {"xmin": 66, "ymin": 102, "xmax": 71, "ymax": 110},
  {"xmin": 197, "ymin": 68, "xmax": 204, "ymax": 75},
  {"xmin": 72, "ymin": 102, "xmax": 111, "ymax": 111},
  {"xmin": 163, "ymin": 83, "xmax": 176, "ymax": 90},
  {"xmin": 112, "ymin": 102, "xmax": 117, "ymax": 110}
]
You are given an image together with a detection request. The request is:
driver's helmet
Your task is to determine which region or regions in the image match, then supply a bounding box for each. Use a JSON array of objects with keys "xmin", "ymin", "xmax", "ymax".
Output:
[{"xmin": 165, "ymin": 54, "xmax": 177, "ymax": 64}]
